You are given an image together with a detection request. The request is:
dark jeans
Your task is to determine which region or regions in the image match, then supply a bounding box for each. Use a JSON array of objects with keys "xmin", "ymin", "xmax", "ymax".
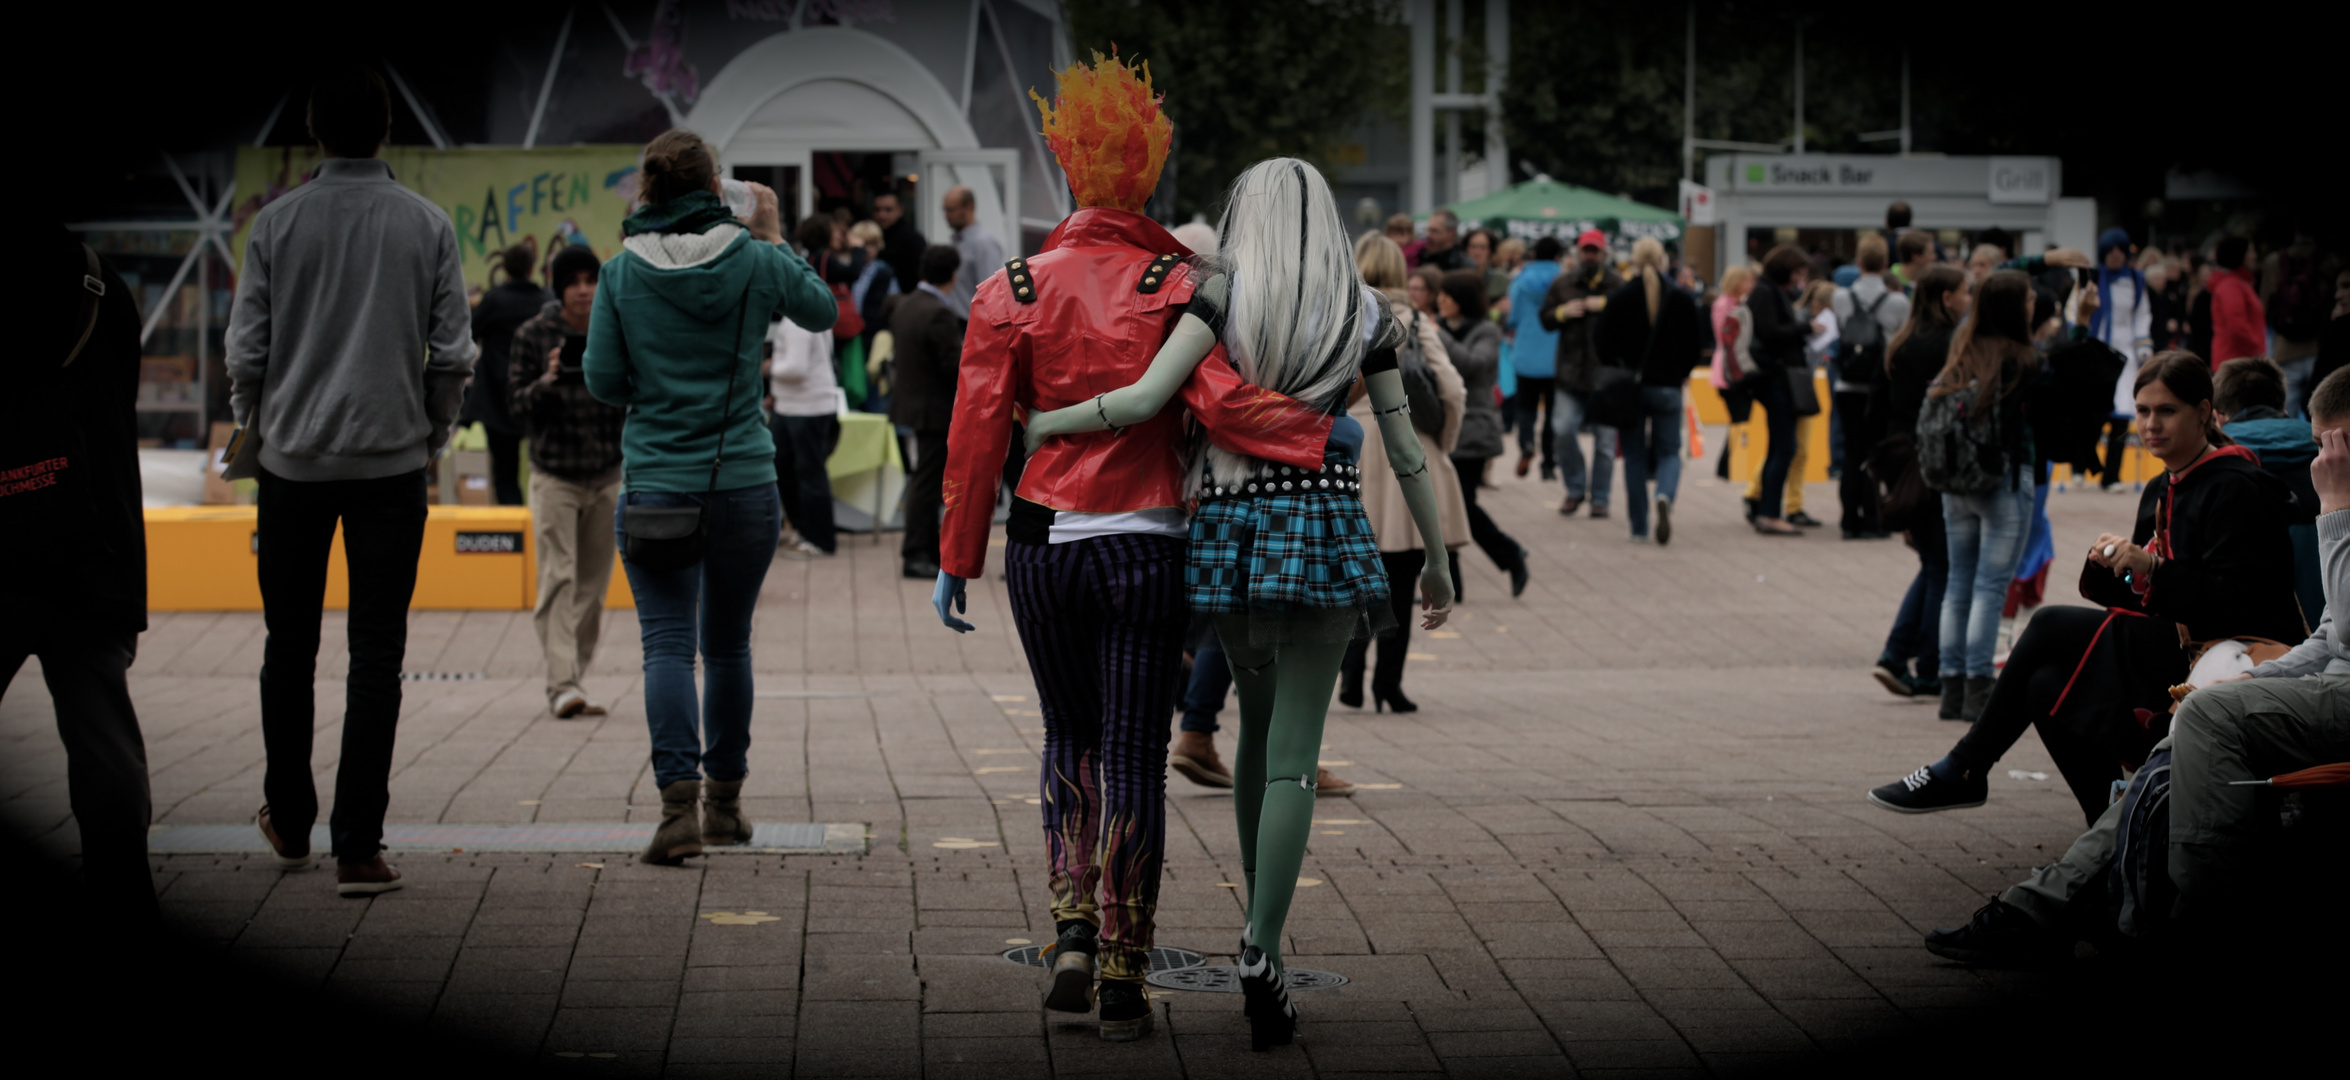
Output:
[
  {"xmin": 1179, "ymin": 634, "xmax": 1230, "ymax": 735},
  {"xmin": 1511, "ymin": 375, "xmax": 1556, "ymax": 465},
  {"xmin": 1341, "ymin": 549, "xmax": 1426, "ymax": 695},
  {"xmin": 902, "ymin": 427, "xmax": 949, "ymax": 565},
  {"xmin": 2098, "ymin": 416, "xmax": 2132, "ymax": 486},
  {"xmin": 1, "ymin": 621, "xmax": 155, "ymax": 918},
  {"xmin": 486, "ymin": 425, "xmax": 524, "ymax": 507},
  {"xmin": 771, "ymin": 412, "xmax": 840, "ymax": 553},
  {"xmin": 1882, "ymin": 506, "xmax": 1947, "ymax": 682},
  {"xmin": 1833, "ymin": 389, "xmax": 1882, "ymax": 532},
  {"xmin": 1752, "ymin": 371, "xmax": 1800, "ymax": 519},
  {"xmin": 618, "ymin": 483, "xmax": 782, "ymax": 788},
  {"xmin": 255, "ymin": 467, "xmax": 427, "ymax": 864},
  {"xmin": 1450, "ymin": 455, "xmax": 1525, "ymax": 573},
  {"xmin": 1618, "ymin": 385, "xmax": 1686, "ymax": 537}
]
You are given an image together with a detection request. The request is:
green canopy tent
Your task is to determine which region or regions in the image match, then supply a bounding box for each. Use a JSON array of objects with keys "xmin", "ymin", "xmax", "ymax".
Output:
[{"xmin": 1427, "ymin": 178, "xmax": 1684, "ymax": 258}]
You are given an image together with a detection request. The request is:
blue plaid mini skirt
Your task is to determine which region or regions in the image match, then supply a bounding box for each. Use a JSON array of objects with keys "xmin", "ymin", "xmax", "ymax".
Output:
[{"xmin": 1186, "ymin": 453, "xmax": 1393, "ymax": 644}]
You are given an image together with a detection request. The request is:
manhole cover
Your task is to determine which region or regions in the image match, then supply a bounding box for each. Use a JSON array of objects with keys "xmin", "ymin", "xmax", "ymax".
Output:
[
  {"xmin": 1002, "ymin": 945, "xmax": 1205, "ymax": 972},
  {"xmin": 1144, "ymin": 966, "xmax": 1348, "ymax": 993}
]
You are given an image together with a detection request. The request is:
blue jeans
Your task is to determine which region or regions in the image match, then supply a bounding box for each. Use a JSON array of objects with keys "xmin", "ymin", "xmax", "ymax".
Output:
[
  {"xmin": 1752, "ymin": 373, "xmax": 1800, "ymax": 519},
  {"xmin": 1938, "ymin": 486, "xmax": 2034, "ymax": 679},
  {"xmin": 1179, "ymin": 635, "xmax": 1231, "ymax": 735},
  {"xmin": 617, "ymin": 483, "xmax": 782, "ymax": 787},
  {"xmin": 1883, "ymin": 505, "xmax": 1947, "ymax": 681},
  {"xmin": 1618, "ymin": 385, "xmax": 1685, "ymax": 537},
  {"xmin": 1550, "ymin": 386, "xmax": 1617, "ymax": 507}
]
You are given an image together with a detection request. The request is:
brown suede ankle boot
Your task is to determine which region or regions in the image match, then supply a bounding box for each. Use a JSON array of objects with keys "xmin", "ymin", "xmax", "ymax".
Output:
[
  {"xmin": 701, "ymin": 778, "xmax": 752, "ymax": 846},
  {"xmin": 641, "ymin": 779, "xmax": 705, "ymax": 865}
]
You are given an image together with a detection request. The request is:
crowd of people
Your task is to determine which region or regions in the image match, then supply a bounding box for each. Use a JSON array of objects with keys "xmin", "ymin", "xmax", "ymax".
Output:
[{"xmin": 9, "ymin": 64, "xmax": 2345, "ymax": 1057}]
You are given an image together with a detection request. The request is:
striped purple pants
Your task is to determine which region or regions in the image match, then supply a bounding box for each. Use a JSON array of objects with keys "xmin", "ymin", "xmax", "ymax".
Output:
[{"xmin": 1004, "ymin": 534, "xmax": 1188, "ymax": 982}]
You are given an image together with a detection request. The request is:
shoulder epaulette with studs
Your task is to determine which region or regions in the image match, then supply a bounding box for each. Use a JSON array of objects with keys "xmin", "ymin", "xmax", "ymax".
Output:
[
  {"xmin": 1136, "ymin": 253, "xmax": 1179, "ymax": 294},
  {"xmin": 1005, "ymin": 258, "xmax": 1036, "ymax": 303}
]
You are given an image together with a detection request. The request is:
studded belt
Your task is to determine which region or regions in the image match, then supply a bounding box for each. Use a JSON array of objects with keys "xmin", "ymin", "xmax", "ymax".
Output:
[{"xmin": 1197, "ymin": 463, "xmax": 1364, "ymax": 503}]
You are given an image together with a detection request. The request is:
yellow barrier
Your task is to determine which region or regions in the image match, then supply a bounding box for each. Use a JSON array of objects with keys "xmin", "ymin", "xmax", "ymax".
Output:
[
  {"xmin": 1687, "ymin": 371, "xmax": 1833, "ymax": 485},
  {"xmin": 145, "ymin": 506, "xmax": 637, "ymax": 612}
]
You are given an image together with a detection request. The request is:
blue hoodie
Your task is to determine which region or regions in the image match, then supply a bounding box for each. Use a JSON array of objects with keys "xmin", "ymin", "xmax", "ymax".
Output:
[
  {"xmin": 2225, "ymin": 405, "xmax": 2324, "ymax": 623},
  {"xmin": 1507, "ymin": 260, "xmax": 1563, "ymax": 378}
]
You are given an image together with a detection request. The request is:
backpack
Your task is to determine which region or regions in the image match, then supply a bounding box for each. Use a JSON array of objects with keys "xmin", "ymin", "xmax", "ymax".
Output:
[
  {"xmin": 1396, "ymin": 309, "xmax": 1446, "ymax": 438},
  {"xmin": 2107, "ymin": 746, "xmax": 2175, "ymax": 939},
  {"xmin": 1914, "ymin": 377, "xmax": 2010, "ymax": 495},
  {"xmin": 1834, "ymin": 289, "xmax": 1892, "ymax": 386}
]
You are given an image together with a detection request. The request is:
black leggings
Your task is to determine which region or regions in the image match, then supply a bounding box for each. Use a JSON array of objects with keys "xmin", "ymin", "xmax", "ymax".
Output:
[
  {"xmin": 1948, "ymin": 605, "xmax": 2130, "ymax": 824},
  {"xmin": 1451, "ymin": 456, "xmax": 1524, "ymax": 575},
  {"xmin": 1341, "ymin": 549, "xmax": 1425, "ymax": 695}
]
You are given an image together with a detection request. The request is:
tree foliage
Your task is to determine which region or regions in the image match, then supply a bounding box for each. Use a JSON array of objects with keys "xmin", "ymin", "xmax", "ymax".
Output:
[{"xmin": 1062, "ymin": 0, "xmax": 1404, "ymax": 220}]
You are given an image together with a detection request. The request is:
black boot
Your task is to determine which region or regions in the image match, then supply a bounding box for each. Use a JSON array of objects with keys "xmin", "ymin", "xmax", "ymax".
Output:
[
  {"xmin": 1043, "ymin": 920, "xmax": 1098, "ymax": 1013},
  {"xmin": 1938, "ymin": 678, "xmax": 1966, "ymax": 721},
  {"xmin": 1961, "ymin": 676, "xmax": 1997, "ymax": 723},
  {"xmin": 1924, "ymin": 898, "xmax": 2068, "ymax": 966}
]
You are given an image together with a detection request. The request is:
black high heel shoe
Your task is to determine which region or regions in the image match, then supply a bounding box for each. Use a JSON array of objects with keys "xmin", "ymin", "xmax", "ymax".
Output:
[
  {"xmin": 1372, "ymin": 687, "xmax": 1417, "ymax": 714},
  {"xmin": 1236, "ymin": 944, "xmax": 1296, "ymax": 1051},
  {"xmin": 1338, "ymin": 668, "xmax": 1364, "ymax": 709},
  {"xmin": 1509, "ymin": 545, "xmax": 1530, "ymax": 598}
]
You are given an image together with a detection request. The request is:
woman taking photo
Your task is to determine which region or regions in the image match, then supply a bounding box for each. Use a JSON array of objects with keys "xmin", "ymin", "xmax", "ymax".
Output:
[
  {"xmin": 1594, "ymin": 237, "xmax": 1702, "ymax": 544},
  {"xmin": 1436, "ymin": 269, "xmax": 1529, "ymax": 592},
  {"xmin": 1868, "ymin": 267, "xmax": 1969, "ymax": 706},
  {"xmin": 583, "ymin": 129, "xmax": 838, "ymax": 865},
  {"xmin": 1869, "ymin": 351, "xmax": 2304, "ymax": 822},
  {"xmin": 1745, "ymin": 245, "xmax": 1814, "ymax": 535}
]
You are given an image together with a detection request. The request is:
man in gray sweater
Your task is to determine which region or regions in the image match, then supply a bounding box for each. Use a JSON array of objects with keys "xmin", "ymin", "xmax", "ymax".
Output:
[
  {"xmin": 223, "ymin": 69, "xmax": 475, "ymax": 897},
  {"xmin": 1918, "ymin": 366, "xmax": 2349, "ymax": 962}
]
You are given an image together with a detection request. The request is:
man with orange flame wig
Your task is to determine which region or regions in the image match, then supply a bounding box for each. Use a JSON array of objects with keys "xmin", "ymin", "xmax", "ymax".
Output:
[{"xmin": 927, "ymin": 51, "xmax": 1332, "ymax": 1041}]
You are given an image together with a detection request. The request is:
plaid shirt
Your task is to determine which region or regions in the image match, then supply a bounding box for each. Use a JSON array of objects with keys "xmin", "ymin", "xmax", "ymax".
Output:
[{"xmin": 509, "ymin": 302, "xmax": 625, "ymax": 482}]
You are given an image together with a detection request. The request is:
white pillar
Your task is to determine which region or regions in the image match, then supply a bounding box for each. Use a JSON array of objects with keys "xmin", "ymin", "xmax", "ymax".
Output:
[
  {"xmin": 1681, "ymin": 1, "xmax": 1694, "ymax": 181},
  {"xmin": 1485, "ymin": 0, "xmax": 1510, "ymax": 195},
  {"xmin": 1410, "ymin": 0, "xmax": 1435, "ymax": 214},
  {"xmin": 1791, "ymin": 22, "xmax": 1804, "ymax": 155},
  {"xmin": 1444, "ymin": 0, "xmax": 1462, "ymax": 206}
]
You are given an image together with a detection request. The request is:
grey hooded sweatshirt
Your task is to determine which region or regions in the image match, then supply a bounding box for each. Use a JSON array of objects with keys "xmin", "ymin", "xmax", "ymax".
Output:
[{"xmin": 225, "ymin": 157, "xmax": 476, "ymax": 481}]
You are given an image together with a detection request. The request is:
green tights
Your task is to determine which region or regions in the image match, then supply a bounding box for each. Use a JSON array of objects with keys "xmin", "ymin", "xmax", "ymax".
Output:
[{"xmin": 1213, "ymin": 615, "xmax": 1347, "ymax": 976}]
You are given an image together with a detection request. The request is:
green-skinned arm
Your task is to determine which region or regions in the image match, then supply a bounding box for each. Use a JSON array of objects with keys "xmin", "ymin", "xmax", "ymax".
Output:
[
  {"xmin": 1024, "ymin": 276, "xmax": 1226, "ymax": 453},
  {"xmin": 1363, "ymin": 367, "xmax": 1454, "ymax": 615}
]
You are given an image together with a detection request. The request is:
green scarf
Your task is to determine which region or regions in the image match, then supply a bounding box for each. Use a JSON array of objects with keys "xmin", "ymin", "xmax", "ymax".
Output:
[{"xmin": 622, "ymin": 190, "xmax": 736, "ymax": 237}]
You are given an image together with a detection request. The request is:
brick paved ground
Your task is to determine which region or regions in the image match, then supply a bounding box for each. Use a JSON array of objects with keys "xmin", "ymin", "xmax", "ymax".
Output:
[{"xmin": 5, "ymin": 442, "xmax": 2149, "ymax": 1077}]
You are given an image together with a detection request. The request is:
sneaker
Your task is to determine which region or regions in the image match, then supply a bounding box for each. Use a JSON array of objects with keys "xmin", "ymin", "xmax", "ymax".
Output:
[
  {"xmin": 1314, "ymin": 768, "xmax": 1356, "ymax": 797},
  {"xmin": 1786, "ymin": 511, "xmax": 1824, "ymax": 528},
  {"xmin": 553, "ymin": 689, "xmax": 590, "ymax": 719},
  {"xmin": 1043, "ymin": 922, "xmax": 1098, "ymax": 1013},
  {"xmin": 1539, "ymin": 462, "xmax": 1556, "ymax": 482},
  {"xmin": 1514, "ymin": 453, "xmax": 1532, "ymax": 478},
  {"xmin": 335, "ymin": 855, "xmax": 404, "ymax": 897},
  {"xmin": 902, "ymin": 559, "xmax": 940, "ymax": 581},
  {"xmin": 1096, "ymin": 978, "xmax": 1154, "ymax": 1042},
  {"xmin": 1871, "ymin": 659, "xmax": 1915, "ymax": 699},
  {"xmin": 794, "ymin": 539, "xmax": 834, "ymax": 557},
  {"xmin": 1588, "ymin": 505, "xmax": 1609, "ymax": 520},
  {"xmin": 1924, "ymin": 898, "xmax": 2068, "ymax": 966},
  {"xmin": 1868, "ymin": 765, "xmax": 1987, "ymax": 814},
  {"xmin": 255, "ymin": 805, "xmax": 310, "ymax": 870},
  {"xmin": 1937, "ymin": 679, "xmax": 1966, "ymax": 720},
  {"xmin": 1907, "ymin": 676, "xmax": 1943, "ymax": 698},
  {"xmin": 1557, "ymin": 495, "xmax": 1583, "ymax": 516},
  {"xmin": 1653, "ymin": 497, "xmax": 1672, "ymax": 546}
]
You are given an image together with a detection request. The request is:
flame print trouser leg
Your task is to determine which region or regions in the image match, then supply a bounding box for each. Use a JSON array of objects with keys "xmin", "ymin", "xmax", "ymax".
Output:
[{"xmin": 1004, "ymin": 534, "xmax": 1188, "ymax": 982}]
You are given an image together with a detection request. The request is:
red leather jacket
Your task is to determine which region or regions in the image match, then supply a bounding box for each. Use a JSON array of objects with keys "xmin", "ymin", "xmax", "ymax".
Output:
[{"xmin": 940, "ymin": 209, "xmax": 1334, "ymax": 578}]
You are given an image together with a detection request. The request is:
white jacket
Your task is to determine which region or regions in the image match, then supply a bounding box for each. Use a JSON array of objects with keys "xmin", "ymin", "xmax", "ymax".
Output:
[
  {"xmin": 2099, "ymin": 274, "xmax": 2154, "ymax": 416},
  {"xmin": 767, "ymin": 316, "xmax": 839, "ymax": 417}
]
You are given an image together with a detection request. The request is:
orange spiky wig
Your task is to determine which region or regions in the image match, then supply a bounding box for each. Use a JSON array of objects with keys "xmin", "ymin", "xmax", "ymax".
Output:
[{"xmin": 1029, "ymin": 50, "xmax": 1173, "ymax": 213}]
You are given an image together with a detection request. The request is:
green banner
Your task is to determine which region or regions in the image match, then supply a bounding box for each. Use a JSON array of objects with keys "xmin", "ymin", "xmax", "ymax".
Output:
[{"xmin": 232, "ymin": 145, "xmax": 644, "ymax": 297}]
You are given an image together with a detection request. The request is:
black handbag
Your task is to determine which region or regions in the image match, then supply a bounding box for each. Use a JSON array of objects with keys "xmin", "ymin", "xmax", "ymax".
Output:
[
  {"xmin": 621, "ymin": 280, "xmax": 753, "ymax": 572},
  {"xmin": 1585, "ymin": 299, "xmax": 1654, "ymax": 430},
  {"xmin": 1396, "ymin": 309, "xmax": 1447, "ymax": 438}
]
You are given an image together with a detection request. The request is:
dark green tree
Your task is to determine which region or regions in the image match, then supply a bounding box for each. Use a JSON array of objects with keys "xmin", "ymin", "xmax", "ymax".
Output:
[{"xmin": 1061, "ymin": 0, "xmax": 1405, "ymax": 220}]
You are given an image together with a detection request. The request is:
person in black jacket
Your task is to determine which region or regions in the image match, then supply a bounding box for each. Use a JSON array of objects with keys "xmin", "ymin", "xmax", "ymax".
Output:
[
  {"xmin": 1870, "ymin": 352, "xmax": 2306, "ymax": 823},
  {"xmin": 1, "ymin": 227, "xmax": 157, "ymax": 923},
  {"xmin": 1867, "ymin": 266, "xmax": 1969, "ymax": 705},
  {"xmin": 1745, "ymin": 245, "xmax": 1813, "ymax": 535},
  {"xmin": 1594, "ymin": 237, "xmax": 1702, "ymax": 544},
  {"xmin": 887, "ymin": 244, "xmax": 965, "ymax": 579},
  {"xmin": 464, "ymin": 245, "xmax": 552, "ymax": 505}
]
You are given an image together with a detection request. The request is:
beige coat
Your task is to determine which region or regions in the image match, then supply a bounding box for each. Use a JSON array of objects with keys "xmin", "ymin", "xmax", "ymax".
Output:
[{"xmin": 1352, "ymin": 295, "xmax": 1470, "ymax": 552}]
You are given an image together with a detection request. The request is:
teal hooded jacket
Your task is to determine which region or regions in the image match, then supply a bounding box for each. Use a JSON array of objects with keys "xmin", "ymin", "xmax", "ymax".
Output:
[{"xmin": 585, "ymin": 227, "xmax": 836, "ymax": 492}]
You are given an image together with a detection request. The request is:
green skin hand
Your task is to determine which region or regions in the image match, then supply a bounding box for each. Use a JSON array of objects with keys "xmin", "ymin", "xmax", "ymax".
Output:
[{"xmin": 1026, "ymin": 302, "xmax": 1454, "ymax": 978}]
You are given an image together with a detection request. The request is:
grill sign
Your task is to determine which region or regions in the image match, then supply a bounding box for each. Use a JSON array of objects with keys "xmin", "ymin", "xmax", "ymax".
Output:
[{"xmin": 455, "ymin": 531, "xmax": 524, "ymax": 554}]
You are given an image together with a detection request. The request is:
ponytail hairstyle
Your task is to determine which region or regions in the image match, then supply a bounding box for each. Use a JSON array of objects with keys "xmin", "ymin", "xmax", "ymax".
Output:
[
  {"xmin": 2135, "ymin": 350, "xmax": 2235, "ymax": 448},
  {"xmin": 639, "ymin": 129, "xmax": 718, "ymax": 206},
  {"xmin": 1932, "ymin": 268, "xmax": 2038, "ymax": 420},
  {"xmin": 498, "ymin": 243, "xmax": 536, "ymax": 284},
  {"xmin": 1630, "ymin": 235, "xmax": 1667, "ymax": 321},
  {"xmin": 1885, "ymin": 265, "xmax": 1965, "ymax": 372}
]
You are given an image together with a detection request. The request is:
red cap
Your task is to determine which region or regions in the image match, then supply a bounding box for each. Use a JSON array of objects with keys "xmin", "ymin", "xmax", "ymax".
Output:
[{"xmin": 1576, "ymin": 229, "xmax": 1607, "ymax": 250}]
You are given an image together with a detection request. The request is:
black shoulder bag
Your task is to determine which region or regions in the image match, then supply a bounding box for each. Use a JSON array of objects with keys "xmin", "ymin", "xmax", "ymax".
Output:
[{"xmin": 620, "ymin": 279, "xmax": 754, "ymax": 572}]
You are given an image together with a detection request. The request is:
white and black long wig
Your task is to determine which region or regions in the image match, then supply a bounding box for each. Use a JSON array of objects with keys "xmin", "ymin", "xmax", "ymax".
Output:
[{"xmin": 1194, "ymin": 157, "xmax": 1392, "ymax": 489}]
